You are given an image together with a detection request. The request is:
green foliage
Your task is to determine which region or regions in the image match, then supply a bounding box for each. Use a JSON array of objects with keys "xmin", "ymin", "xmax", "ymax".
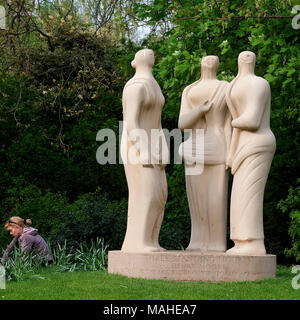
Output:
[
  {"xmin": 50, "ymin": 238, "xmax": 108, "ymax": 272},
  {"xmin": 0, "ymin": 178, "xmax": 68, "ymax": 245},
  {"xmin": 2, "ymin": 237, "xmax": 108, "ymax": 281},
  {"xmin": 0, "ymin": 1, "xmax": 128, "ymax": 202},
  {"xmin": 159, "ymin": 165, "xmax": 190, "ymax": 249},
  {"xmin": 73, "ymin": 238, "xmax": 108, "ymax": 271},
  {"xmin": 3, "ymin": 246, "xmax": 44, "ymax": 282},
  {"xmin": 51, "ymin": 190, "xmax": 128, "ymax": 250},
  {"xmin": 49, "ymin": 240, "xmax": 74, "ymax": 270},
  {"xmin": 278, "ymin": 179, "xmax": 300, "ymax": 262}
]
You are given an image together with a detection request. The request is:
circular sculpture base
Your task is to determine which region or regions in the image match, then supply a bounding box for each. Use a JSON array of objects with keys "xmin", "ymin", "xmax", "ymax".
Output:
[{"xmin": 108, "ymin": 250, "xmax": 276, "ymax": 282}]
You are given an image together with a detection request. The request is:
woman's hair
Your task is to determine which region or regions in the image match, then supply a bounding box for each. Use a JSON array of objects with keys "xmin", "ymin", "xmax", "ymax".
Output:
[{"xmin": 4, "ymin": 216, "xmax": 32, "ymax": 229}]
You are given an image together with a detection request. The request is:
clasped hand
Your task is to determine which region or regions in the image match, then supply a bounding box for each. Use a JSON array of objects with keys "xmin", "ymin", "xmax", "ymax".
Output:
[{"xmin": 197, "ymin": 100, "xmax": 213, "ymax": 114}]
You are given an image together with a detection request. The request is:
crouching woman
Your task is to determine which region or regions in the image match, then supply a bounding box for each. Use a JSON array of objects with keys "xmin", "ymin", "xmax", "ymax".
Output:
[{"xmin": 1, "ymin": 216, "xmax": 53, "ymax": 265}]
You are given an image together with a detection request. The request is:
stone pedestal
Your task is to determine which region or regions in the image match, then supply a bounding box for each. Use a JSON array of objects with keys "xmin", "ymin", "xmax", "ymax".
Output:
[{"xmin": 108, "ymin": 250, "xmax": 276, "ymax": 282}]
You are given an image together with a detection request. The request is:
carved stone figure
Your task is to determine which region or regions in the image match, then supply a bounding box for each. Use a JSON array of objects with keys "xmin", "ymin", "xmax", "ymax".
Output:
[
  {"xmin": 120, "ymin": 49, "xmax": 168, "ymax": 252},
  {"xmin": 108, "ymin": 51, "xmax": 277, "ymax": 282},
  {"xmin": 178, "ymin": 55, "xmax": 231, "ymax": 251},
  {"xmin": 225, "ymin": 51, "xmax": 276, "ymax": 255}
]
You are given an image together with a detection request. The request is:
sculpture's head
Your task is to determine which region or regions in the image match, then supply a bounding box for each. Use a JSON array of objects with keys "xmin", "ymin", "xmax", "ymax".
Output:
[
  {"xmin": 238, "ymin": 51, "xmax": 256, "ymax": 68},
  {"xmin": 201, "ymin": 55, "xmax": 219, "ymax": 73},
  {"xmin": 131, "ymin": 49, "xmax": 155, "ymax": 69}
]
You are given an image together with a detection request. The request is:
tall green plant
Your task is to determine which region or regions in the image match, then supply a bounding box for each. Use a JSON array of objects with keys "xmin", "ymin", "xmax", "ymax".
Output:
[{"xmin": 278, "ymin": 179, "xmax": 300, "ymax": 262}]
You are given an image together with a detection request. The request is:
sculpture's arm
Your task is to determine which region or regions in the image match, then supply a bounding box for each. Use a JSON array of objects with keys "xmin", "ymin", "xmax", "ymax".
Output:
[
  {"xmin": 178, "ymin": 87, "xmax": 212, "ymax": 130},
  {"xmin": 153, "ymin": 129, "xmax": 169, "ymax": 169},
  {"xmin": 232, "ymin": 80, "xmax": 270, "ymax": 131},
  {"xmin": 225, "ymin": 82, "xmax": 239, "ymax": 120},
  {"xmin": 153, "ymin": 113, "xmax": 169, "ymax": 169},
  {"xmin": 224, "ymin": 107, "xmax": 232, "ymax": 169},
  {"xmin": 123, "ymin": 83, "xmax": 150, "ymax": 164},
  {"xmin": 123, "ymin": 83, "xmax": 145, "ymax": 132}
]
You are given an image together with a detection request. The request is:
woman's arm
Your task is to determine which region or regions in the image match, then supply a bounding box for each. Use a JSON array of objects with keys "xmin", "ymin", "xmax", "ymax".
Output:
[{"xmin": 1, "ymin": 238, "xmax": 17, "ymax": 264}]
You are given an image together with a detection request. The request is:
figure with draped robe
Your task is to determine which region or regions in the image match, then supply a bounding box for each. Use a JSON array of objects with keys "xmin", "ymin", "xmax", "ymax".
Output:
[
  {"xmin": 225, "ymin": 51, "xmax": 276, "ymax": 255},
  {"xmin": 178, "ymin": 55, "xmax": 232, "ymax": 251}
]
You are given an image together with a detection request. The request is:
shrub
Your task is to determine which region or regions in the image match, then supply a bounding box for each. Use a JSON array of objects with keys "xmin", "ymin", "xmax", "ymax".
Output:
[
  {"xmin": 0, "ymin": 178, "xmax": 68, "ymax": 251},
  {"xmin": 51, "ymin": 191, "xmax": 128, "ymax": 250},
  {"xmin": 278, "ymin": 179, "xmax": 300, "ymax": 263},
  {"xmin": 0, "ymin": 185, "xmax": 128, "ymax": 253},
  {"xmin": 159, "ymin": 165, "xmax": 190, "ymax": 250}
]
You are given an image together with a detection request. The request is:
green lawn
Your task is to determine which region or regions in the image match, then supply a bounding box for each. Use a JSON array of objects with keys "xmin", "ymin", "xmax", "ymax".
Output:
[{"xmin": 1, "ymin": 265, "xmax": 299, "ymax": 300}]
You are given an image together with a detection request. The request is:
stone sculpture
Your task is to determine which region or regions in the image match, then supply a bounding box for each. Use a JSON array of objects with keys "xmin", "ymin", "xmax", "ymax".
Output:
[
  {"xmin": 120, "ymin": 49, "xmax": 168, "ymax": 252},
  {"xmin": 108, "ymin": 50, "xmax": 277, "ymax": 282},
  {"xmin": 178, "ymin": 55, "xmax": 232, "ymax": 251},
  {"xmin": 225, "ymin": 51, "xmax": 276, "ymax": 255}
]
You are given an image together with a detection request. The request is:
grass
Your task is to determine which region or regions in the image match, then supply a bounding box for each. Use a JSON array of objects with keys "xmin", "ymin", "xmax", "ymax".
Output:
[
  {"xmin": 1, "ymin": 265, "xmax": 299, "ymax": 300},
  {"xmin": 3, "ymin": 238, "xmax": 108, "ymax": 281}
]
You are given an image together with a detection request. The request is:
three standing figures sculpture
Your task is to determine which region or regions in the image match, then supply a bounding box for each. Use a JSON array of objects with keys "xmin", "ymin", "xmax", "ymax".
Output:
[{"xmin": 120, "ymin": 49, "xmax": 276, "ymax": 256}]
